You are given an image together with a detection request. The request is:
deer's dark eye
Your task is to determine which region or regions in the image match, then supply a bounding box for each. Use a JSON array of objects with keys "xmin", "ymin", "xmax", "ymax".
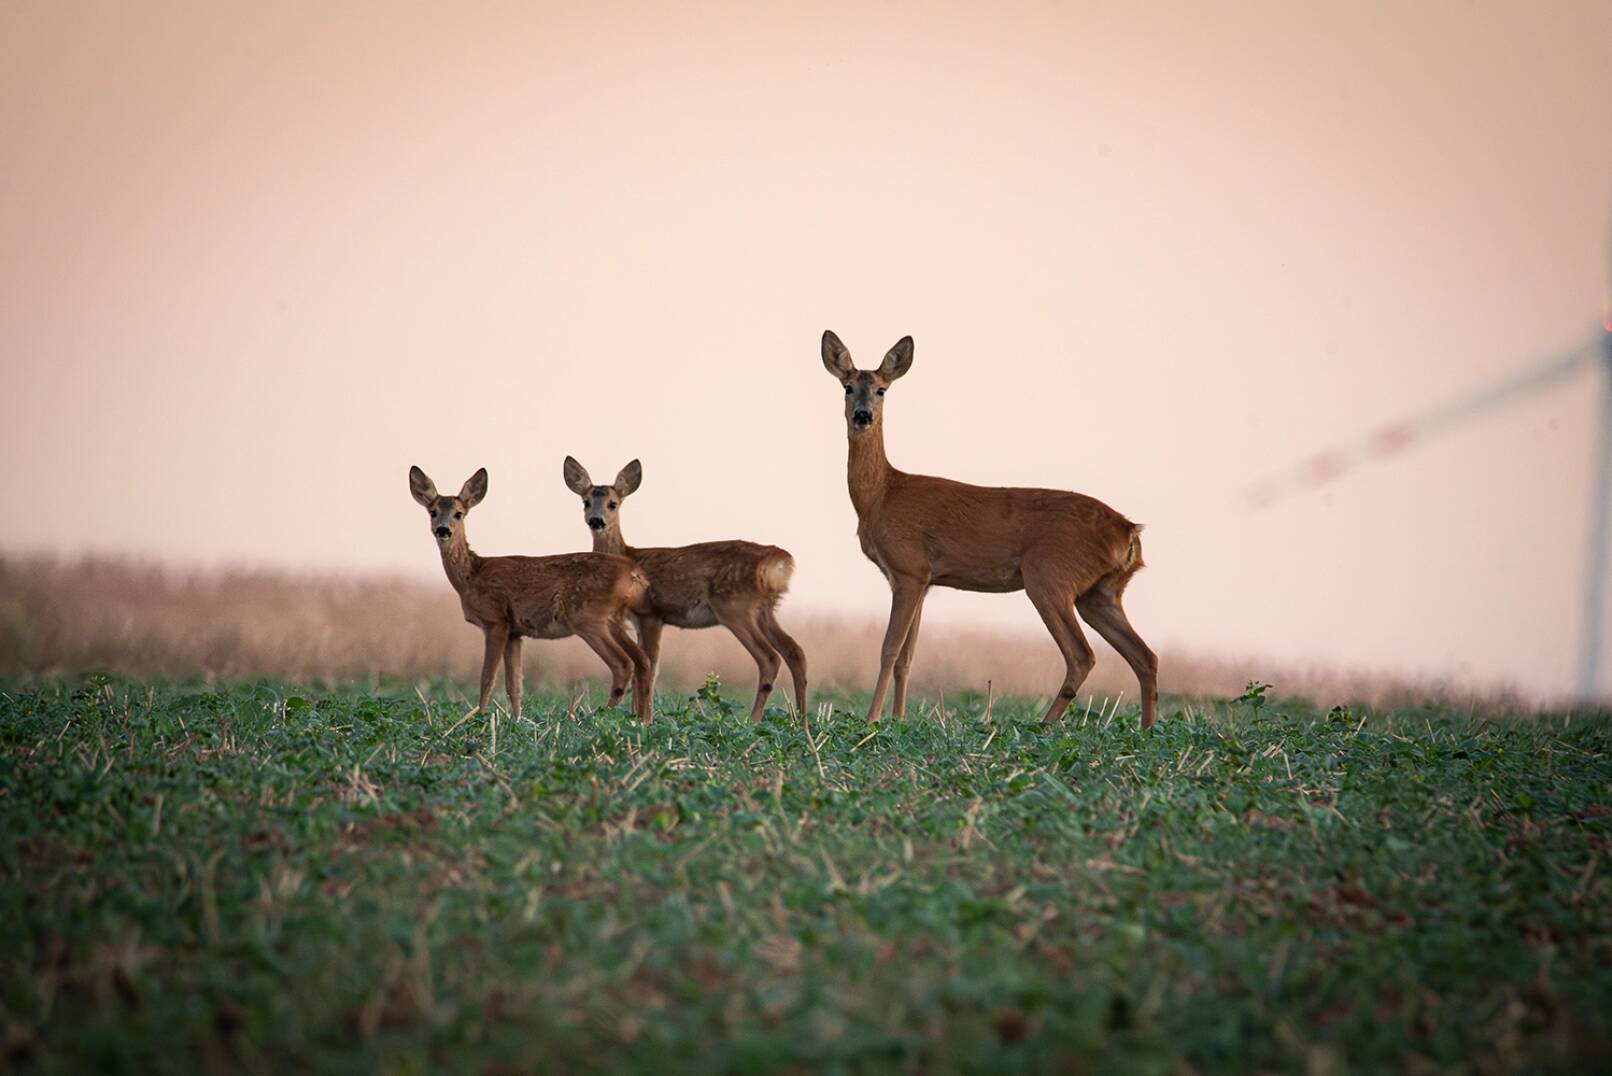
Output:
[
  {"xmin": 876, "ymin": 388, "xmax": 885, "ymax": 396},
  {"xmin": 844, "ymin": 383, "xmax": 852, "ymax": 394},
  {"xmin": 607, "ymin": 501, "xmax": 616, "ymax": 510},
  {"xmin": 453, "ymin": 511, "xmax": 462, "ymax": 520}
]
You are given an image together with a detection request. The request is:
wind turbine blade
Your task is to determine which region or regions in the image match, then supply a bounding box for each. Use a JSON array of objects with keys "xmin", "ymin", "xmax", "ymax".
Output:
[{"xmin": 1242, "ymin": 337, "xmax": 1600, "ymax": 511}]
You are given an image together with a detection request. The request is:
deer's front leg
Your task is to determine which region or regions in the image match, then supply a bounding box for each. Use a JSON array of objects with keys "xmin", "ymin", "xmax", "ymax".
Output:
[
  {"xmin": 503, "ymin": 635, "xmax": 523, "ymax": 719},
  {"xmin": 891, "ymin": 589, "xmax": 927, "ymax": 719},
  {"xmin": 866, "ymin": 577, "xmax": 925, "ymax": 723},
  {"xmin": 472, "ymin": 622, "xmax": 509, "ymax": 719}
]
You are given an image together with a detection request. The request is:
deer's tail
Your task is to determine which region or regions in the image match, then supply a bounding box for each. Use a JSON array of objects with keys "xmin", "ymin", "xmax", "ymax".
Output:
[
  {"xmin": 756, "ymin": 548, "xmax": 795, "ymax": 598},
  {"xmin": 1120, "ymin": 523, "xmax": 1145, "ymax": 575},
  {"xmin": 624, "ymin": 565, "xmax": 653, "ymax": 610}
]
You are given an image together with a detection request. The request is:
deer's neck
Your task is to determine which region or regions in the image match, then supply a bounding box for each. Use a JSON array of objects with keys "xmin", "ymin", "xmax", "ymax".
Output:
[
  {"xmin": 847, "ymin": 424, "xmax": 894, "ymax": 518},
  {"xmin": 437, "ymin": 534, "xmax": 478, "ymax": 594},
  {"xmin": 590, "ymin": 523, "xmax": 629, "ymax": 557}
]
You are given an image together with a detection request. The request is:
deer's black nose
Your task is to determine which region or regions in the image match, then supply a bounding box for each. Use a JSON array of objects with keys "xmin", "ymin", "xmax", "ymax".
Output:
[
  {"xmin": 852, "ymin": 409, "xmax": 873, "ymax": 427},
  {"xmin": 587, "ymin": 517, "xmax": 605, "ymax": 531},
  {"xmin": 434, "ymin": 526, "xmax": 451, "ymax": 539}
]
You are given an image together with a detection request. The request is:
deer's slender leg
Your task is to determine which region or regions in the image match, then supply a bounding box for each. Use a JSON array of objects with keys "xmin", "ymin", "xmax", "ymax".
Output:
[
  {"xmin": 1077, "ymin": 583, "xmax": 1159, "ymax": 729},
  {"xmin": 472, "ymin": 622, "xmax": 509, "ymax": 720},
  {"xmin": 576, "ymin": 626, "xmax": 634, "ymax": 713},
  {"xmin": 867, "ymin": 577, "xmax": 926, "ymax": 723},
  {"xmin": 635, "ymin": 615, "xmax": 664, "ymax": 705},
  {"xmin": 759, "ymin": 608, "xmax": 808, "ymax": 716},
  {"xmin": 715, "ymin": 604, "xmax": 782, "ymax": 723},
  {"xmin": 1027, "ymin": 587, "xmax": 1095, "ymax": 723},
  {"xmin": 891, "ymin": 589, "xmax": 927, "ymax": 719},
  {"xmin": 611, "ymin": 618, "xmax": 654, "ymax": 724},
  {"xmin": 503, "ymin": 635, "xmax": 524, "ymax": 719}
]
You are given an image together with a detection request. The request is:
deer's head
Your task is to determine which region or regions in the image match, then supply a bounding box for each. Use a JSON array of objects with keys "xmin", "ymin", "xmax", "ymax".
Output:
[
  {"xmin": 820, "ymin": 331, "xmax": 913, "ymax": 435},
  {"xmin": 408, "ymin": 466, "xmax": 487, "ymax": 544},
  {"xmin": 563, "ymin": 457, "xmax": 641, "ymax": 534}
]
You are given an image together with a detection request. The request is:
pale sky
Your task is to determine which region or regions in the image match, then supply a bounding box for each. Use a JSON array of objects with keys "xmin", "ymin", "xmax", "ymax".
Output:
[{"xmin": 3, "ymin": 1, "xmax": 1610, "ymax": 700}]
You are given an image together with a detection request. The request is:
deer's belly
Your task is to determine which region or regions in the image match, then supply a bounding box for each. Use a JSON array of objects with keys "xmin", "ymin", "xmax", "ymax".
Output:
[
  {"xmin": 512, "ymin": 602, "xmax": 572, "ymax": 639},
  {"xmin": 513, "ymin": 615, "xmax": 571, "ymax": 639},
  {"xmin": 932, "ymin": 569, "xmax": 1024, "ymax": 593},
  {"xmin": 929, "ymin": 544, "xmax": 1024, "ymax": 593},
  {"xmin": 659, "ymin": 600, "xmax": 720, "ymax": 630}
]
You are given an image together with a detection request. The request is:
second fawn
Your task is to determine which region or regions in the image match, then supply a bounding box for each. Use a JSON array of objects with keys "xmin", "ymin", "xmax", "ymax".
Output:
[
  {"xmin": 409, "ymin": 465, "xmax": 655, "ymax": 723},
  {"xmin": 820, "ymin": 331, "xmax": 1159, "ymax": 728},
  {"xmin": 563, "ymin": 457, "xmax": 808, "ymax": 722}
]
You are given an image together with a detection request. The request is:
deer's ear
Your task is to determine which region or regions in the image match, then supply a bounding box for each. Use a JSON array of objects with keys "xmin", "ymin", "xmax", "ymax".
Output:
[
  {"xmin": 409, "ymin": 466, "xmax": 438, "ymax": 507},
  {"xmin": 458, "ymin": 468, "xmax": 489, "ymax": 508},
  {"xmin": 878, "ymin": 336, "xmax": 914, "ymax": 381},
  {"xmin": 563, "ymin": 456, "xmax": 592, "ymax": 496},
  {"xmin": 614, "ymin": 459, "xmax": 642, "ymax": 497},
  {"xmin": 821, "ymin": 330, "xmax": 855, "ymax": 379}
]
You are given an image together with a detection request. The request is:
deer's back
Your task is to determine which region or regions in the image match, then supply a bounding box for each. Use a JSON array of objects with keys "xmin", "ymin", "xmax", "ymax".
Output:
[
  {"xmin": 467, "ymin": 552, "xmax": 642, "ymax": 638},
  {"xmin": 864, "ymin": 473, "xmax": 1138, "ymax": 593},
  {"xmin": 627, "ymin": 541, "xmax": 793, "ymax": 628}
]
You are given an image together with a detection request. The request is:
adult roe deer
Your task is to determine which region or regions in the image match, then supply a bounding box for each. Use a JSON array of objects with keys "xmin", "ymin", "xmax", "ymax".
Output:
[
  {"xmin": 819, "ymin": 331, "xmax": 1159, "ymax": 728},
  {"xmin": 409, "ymin": 466, "xmax": 655, "ymax": 723},
  {"xmin": 563, "ymin": 457, "xmax": 808, "ymax": 722}
]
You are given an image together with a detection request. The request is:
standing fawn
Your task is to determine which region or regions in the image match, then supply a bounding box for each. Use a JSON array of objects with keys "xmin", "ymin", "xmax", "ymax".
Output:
[
  {"xmin": 563, "ymin": 457, "xmax": 808, "ymax": 723},
  {"xmin": 409, "ymin": 466, "xmax": 655, "ymax": 723},
  {"xmin": 819, "ymin": 332, "xmax": 1159, "ymax": 728}
]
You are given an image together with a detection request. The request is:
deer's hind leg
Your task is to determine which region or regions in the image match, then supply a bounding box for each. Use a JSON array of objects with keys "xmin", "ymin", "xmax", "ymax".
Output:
[
  {"xmin": 1024, "ymin": 569, "xmax": 1095, "ymax": 724},
  {"xmin": 715, "ymin": 603, "xmax": 782, "ymax": 723},
  {"xmin": 1076, "ymin": 571, "xmax": 1159, "ymax": 729},
  {"xmin": 759, "ymin": 607, "xmax": 808, "ymax": 716},
  {"xmin": 611, "ymin": 618, "xmax": 655, "ymax": 724},
  {"xmin": 576, "ymin": 625, "xmax": 636, "ymax": 716},
  {"xmin": 635, "ymin": 615, "xmax": 665, "ymax": 706}
]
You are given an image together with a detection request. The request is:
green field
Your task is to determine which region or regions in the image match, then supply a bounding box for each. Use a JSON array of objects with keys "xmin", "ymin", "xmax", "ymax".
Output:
[{"xmin": 2, "ymin": 679, "xmax": 1609, "ymax": 1074}]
